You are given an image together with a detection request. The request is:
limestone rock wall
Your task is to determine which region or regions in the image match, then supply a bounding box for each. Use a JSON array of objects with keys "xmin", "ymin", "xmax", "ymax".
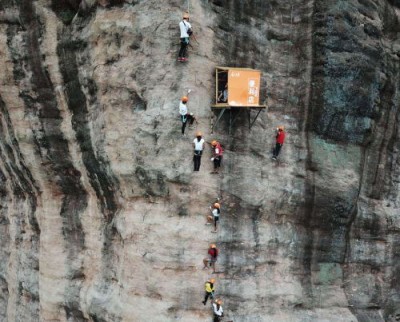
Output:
[{"xmin": 0, "ymin": 0, "xmax": 399, "ymax": 321}]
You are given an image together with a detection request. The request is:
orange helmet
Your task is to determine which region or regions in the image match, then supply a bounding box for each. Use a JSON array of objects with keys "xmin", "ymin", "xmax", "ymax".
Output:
[
  {"xmin": 216, "ymin": 299, "xmax": 223, "ymax": 305},
  {"xmin": 213, "ymin": 203, "xmax": 220, "ymax": 209},
  {"xmin": 211, "ymin": 140, "xmax": 218, "ymax": 146},
  {"xmin": 209, "ymin": 278, "xmax": 216, "ymax": 284},
  {"xmin": 196, "ymin": 131, "xmax": 202, "ymax": 137},
  {"xmin": 278, "ymin": 126, "xmax": 284, "ymax": 131},
  {"xmin": 181, "ymin": 96, "xmax": 188, "ymax": 103},
  {"xmin": 210, "ymin": 244, "xmax": 216, "ymax": 248}
]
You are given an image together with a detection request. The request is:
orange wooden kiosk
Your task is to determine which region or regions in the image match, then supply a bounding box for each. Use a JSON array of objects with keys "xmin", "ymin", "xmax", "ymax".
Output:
[{"xmin": 212, "ymin": 66, "xmax": 267, "ymax": 133}]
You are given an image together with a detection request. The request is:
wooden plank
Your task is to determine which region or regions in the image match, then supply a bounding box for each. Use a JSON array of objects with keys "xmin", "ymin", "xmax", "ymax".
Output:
[
  {"xmin": 211, "ymin": 104, "xmax": 267, "ymax": 109},
  {"xmin": 211, "ymin": 103, "xmax": 230, "ymax": 108},
  {"xmin": 216, "ymin": 66, "xmax": 260, "ymax": 72},
  {"xmin": 215, "ymin": 68, "xmax": 218, "ymax": 104}
]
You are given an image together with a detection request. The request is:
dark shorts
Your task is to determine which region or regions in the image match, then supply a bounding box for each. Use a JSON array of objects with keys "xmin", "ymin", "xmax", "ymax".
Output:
[{"xmin": 213, "ymin": 156, "xmax": 221, "ymax": 168}]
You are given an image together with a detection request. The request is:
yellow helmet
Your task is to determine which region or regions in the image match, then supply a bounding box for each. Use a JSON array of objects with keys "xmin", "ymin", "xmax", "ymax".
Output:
[
  {"xmin": 181, "ymin": 96, "xmax": 188, "ymax": 102},
  {"xmin": 196, "ymin": 131, "xmax": 202, "ymax": 137},
  {"xmin": 183, "ymin": 12, "xmax": 189, "ymax": 19},
  {"xmin": 209, "ymin": 278, "xmax": 216, "ymax": 284},
  {"xmin": 210, "ymin": 244, "xmax": 216, "ymax": 248},
  {"xmin": 213, "ymin": 203, "xmax": 220, "ymax": 209}
]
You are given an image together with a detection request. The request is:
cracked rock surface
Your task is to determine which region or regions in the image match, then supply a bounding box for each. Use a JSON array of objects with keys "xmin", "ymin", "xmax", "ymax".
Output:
[{"xmin": 0, "ymin": 0, "xmax": 399, "ymax": 321}]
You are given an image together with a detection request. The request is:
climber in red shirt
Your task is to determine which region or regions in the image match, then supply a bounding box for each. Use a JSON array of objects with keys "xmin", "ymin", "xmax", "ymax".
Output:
[
  {"xmin": 272, "ymin": 126, "xmax": 285, "ymax": 160},
  {"xmin": 203, "ymin": 244, "xmax": 219, "ymax": 273},
  {"xmin": 211, "ymin": 140, "xmax": 223, "ymax": 174}
]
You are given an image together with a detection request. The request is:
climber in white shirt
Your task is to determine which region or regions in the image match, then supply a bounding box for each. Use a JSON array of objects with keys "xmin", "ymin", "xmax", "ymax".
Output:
[
  {"xmin": 179, "ymin": 95, "xmax": 188, "ymax": 136},
  {"xmin": 178, "ymin": 12, "xmax": 192, "ymax": 62},
  {"xmin": 193, "ymin": 131, "xmax": 205, "ymax": 171},
  {"xmin": 212, "ymin": 299, "xmax": 224, "ymax": 322}
]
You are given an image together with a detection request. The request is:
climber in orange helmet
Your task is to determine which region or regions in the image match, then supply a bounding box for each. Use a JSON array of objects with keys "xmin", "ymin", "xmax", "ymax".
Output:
[
  {"xmin": 178, "ymin": 89, "xmax": 192, "ymax": 136},
  {"xmin": 179, "ymin": 96, "xmax": 189, "ymax": 136},
  {"xmin": 212, "ymin": 299, "xmax": 224, "ymax": 321},
  {"xmin": 203, "ymin": 244, "xmax": 219, "ymax": 273},
  {"xmin": 202, "ymin": 278, "xmax": 216, "ymax": 305},
  {"xmin": 211, "ymin": 140, "xmax": 223, "ymax": 174},
  {"xmin": 193, "ymin": 131, "xmax": 205, "ymax": 171},
  {"xmin": 210, "ymin": 202, "xmax": 220, "ymax": 233},
  {"xmin": 178, "ymin": 12, "xmax": 192, "ymax": 62},
  {"xmin": 272, "ymin": 126, "xmax": 285, "ymax": 160}
]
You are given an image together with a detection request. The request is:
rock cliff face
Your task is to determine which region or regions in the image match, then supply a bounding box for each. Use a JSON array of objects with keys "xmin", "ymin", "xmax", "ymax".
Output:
[{"xmin": 0, "ymin": 0, "xmax": 399, "ymax": 321}]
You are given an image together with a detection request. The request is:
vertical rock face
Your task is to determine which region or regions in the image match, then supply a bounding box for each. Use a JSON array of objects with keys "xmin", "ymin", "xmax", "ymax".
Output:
[
  {"xmin": 308, "ymin": 1, "xmax": 400, "ymax": 321},
  {"xmin": 0, "ymin": 0, "xmax": 399, "ymax": 321}
]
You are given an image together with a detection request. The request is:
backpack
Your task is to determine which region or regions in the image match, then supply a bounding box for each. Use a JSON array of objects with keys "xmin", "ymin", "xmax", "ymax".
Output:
[
  {"xmin": 215, "ymin": 143, "xmax": 224, "ymax": 157},
  {"xmin": 183, "ymin": 20, "xmax": 193, "ymax": 36},
  {"xmin": 208, "ymin": 248, "xmax": 218, "ymax": 258}
]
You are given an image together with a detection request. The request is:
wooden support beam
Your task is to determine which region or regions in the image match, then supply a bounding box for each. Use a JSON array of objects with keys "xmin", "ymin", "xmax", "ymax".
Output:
[
  {"xmin": 212, "ymin": 109, "xmax": 226, "ymax": 133},
  {"xmin": 210, "ymin": 105, "xmax": 266, "ymax": 134},
  {"xmin": 249, "ymin": 108, "xmax": 263, "ymax": 130}
]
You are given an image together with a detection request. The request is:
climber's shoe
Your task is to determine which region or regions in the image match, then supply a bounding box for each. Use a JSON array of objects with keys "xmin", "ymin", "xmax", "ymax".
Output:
[{"xmin": 182, "ymin": 57, "xmax": 188, "ymax": 62}]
